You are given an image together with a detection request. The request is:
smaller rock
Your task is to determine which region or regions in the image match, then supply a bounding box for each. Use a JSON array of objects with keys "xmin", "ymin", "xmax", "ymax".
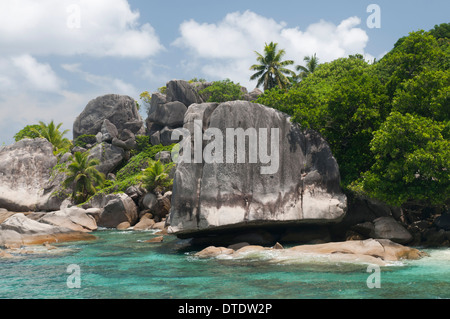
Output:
[
  {"xmin": 228, "ymin": 242, "xmax": 249, "ymax": 251},
  {"xmin": 116, "ymin": 222, "xmax": 131, "ymax": 230},
  {"xmin": 72, "ymin": 146, "xmax": 87, "ymax": 153},
  {"xmin": 373, "ymin": 217, "xmax": 413, "ymax": 244},
  {"xmin": 272, "ymin": 242, "xmax": 284, "ymax": 250},
  {"xmin": 150, "ymin": 131, "xmax": 161, "ymax": 146},
  {"xmin": 155, "ymin": 151, "xmax": 172, "ymax": 164},
  {"xmin": 101, "ymin": 119, "xmax": 119, "ymax": 143},
  {"xmin": 133, "ymin": 215, "xmax": 156, "ymax": 231},
  {"xmin": 152, "ymin": 221, "xmax": 166, "ymax": 231},
  {"xmin": 435, "ymin": 213, "xmax": 450, "ymax": 231},
  {"xmin": 145, "ymin": 236, "xmax": 164, "ymax": 243},
  {"xmin": 95, "ymin": 132, "xmax": 103, "ymax": 144},
  {"xmin": 195, "ymin": 246, "xmax": 234, "ymax": 258}
]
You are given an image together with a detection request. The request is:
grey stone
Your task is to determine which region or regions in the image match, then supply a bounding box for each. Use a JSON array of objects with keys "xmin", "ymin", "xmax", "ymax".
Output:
[
  {"xmin": 244, "ymin": 88, "xmax": 263, "ymax": 101},
  {"xmin": 150, "ymin": 131, "xmax": 161, "ymax": 146},
  {"xmin": 96, "ymin": 193, "xmax": 138, "ymax": 228},
  {"xmin": 373, "ymin": 217, "xmax": 413, "ymax": 244},
  {"xmin": 88, "ymin": 143, "xmax": 125, "ymax": 175},
  {"xmin": 0, "ymin": 139, "xmax": 58, "ymax": 212},
  {"xmin": 101, "ymin": 119, "xmax": 119, "ymax": 143},
  {"xmin": 148, "ymin": 101, "xmax": 188, "ymax": 128},
  {"xmin": 167, "ymin": 101, "xmax": 347, "ymax": 239},
  {"xmin": 73, "ymin": 94, "xmax": 144, "ymax": 139},
  {"xmin": 160, "ymin": 127, "xmax": 175, "ymax": 146},
  {"xmin": 166, "ymin": 80, "xmax": 207, "ymax": 106},
  {"xmin": 155, "ymin": 151, "xmax": 172, "ymax": 164}
]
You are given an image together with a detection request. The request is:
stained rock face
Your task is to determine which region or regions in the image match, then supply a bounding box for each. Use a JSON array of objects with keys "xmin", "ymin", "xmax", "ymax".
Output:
[
  {"xmin": 167, "ymin": 101, "xmax": 347, "ymax": 239},
  {"xmin": 0, "ymin": 139, "xmax": 58, "ymax": 212}
]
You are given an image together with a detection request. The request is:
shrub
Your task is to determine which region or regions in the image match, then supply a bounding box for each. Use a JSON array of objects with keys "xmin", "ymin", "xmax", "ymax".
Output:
[{"xmin": 199, "ymin": 79, "xmax": 244, "ymax": 103}]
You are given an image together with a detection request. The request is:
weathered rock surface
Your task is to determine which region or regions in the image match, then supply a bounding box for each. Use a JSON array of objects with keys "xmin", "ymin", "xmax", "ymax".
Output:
[
  {"xmin": 167, "ymin": 101, "xmax": 347, "ymax": 239},
  {"xmin": 0, "ymin": 139, "xmax": 58, "ymax": 212},
  {"xmin": 0, "ymin": 213, "xmax": 95, "ymax": 247},
  {"xmin": 148, "ymin": 101, "xmax": 188, "ymax": 128},
  {"xmin": 73, "ymin": 94, "xmax": 145, "ymax": 139},
  {"xmin": 86, "ymin": 193, "xmax": 138, "ymax": 229},
  {"xmin": 195, "ymin": 239, "xmax": 428, "ymax": 266},
  {"xmin": 88, "ymin": 142, "xmax": 125, "ymax": 175},
  {"xmin": 29, "ymin": 207, "xmax": 97, "ymax": 233},
  {"xmin": 373, "ymin": 217, "xmax": 413, "ymax": 244},
  {"xmin": 166, "ymin": 80, "xmax": 208, "ymax": 106}
]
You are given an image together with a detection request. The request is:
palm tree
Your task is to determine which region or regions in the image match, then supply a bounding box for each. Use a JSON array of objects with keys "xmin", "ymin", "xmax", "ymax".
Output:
[
  {"xmin": 63, "ymin": 152, "xmax": 105, "ymax": 204},
  {"xmin": 31, "ymin": 120, "xmax": 72, "ymax": 154},
  {"xmin": 141, "ymin": 160, "xmax": 174, "ymax": 194},
  {"xmin": 296, "ymin": 54, "xmax": 320, "ymax": 80},
  {"xmin": 250, "ymin": 42, "xmax": 295, "ymax": 91}
]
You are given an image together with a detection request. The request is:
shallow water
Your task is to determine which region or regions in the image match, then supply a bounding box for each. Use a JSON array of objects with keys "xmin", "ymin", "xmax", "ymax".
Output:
[{"xmin": 0, "ymin": 230, "xmax": 449, "ymax": 299}]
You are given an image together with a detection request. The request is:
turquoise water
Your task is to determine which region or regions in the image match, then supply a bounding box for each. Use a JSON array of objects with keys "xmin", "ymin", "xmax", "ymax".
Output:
[{"xmin": 1, "ymin": 229, "xmax": 449, "ymax": 299}]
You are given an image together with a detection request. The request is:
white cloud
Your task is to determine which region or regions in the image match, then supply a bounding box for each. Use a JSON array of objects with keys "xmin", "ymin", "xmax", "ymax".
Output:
[
  {"xmin": 61, "ymin": 63, "xmax": 139, "ymax": 97},
  {"xmin": 12, "ymin": 54, "xmax": 63, "ymax": 92},
  {"xmin": 0, "ymin": 0, "xmax": 164, "ymax": 58},
  {"xmin": 173, "ymin": 10, "xmax": 373, "ymax": 89}
]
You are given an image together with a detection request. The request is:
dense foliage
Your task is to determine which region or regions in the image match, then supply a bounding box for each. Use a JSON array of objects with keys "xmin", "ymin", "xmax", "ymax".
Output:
[
  {"xmin": 14, "ymin": 120, "xmax": 72, "ymax": 155},
  {"xmin": 97, "ymin": 143, "xmax": 175, "ymax": 195},
  {"xmin": 63, "ymin": 151, "xmax": 105, "ymax": 204},
  {"xmin": 141, "ymin": 160, "xmax": 174, "ymax": 194},
  {"xmin": 199, "ymin": 79, "xmax": 244, "ymax": 103},
  {"xmin": 13, "ymin": 124, "xmax": 43, "ymax": 142},
  {"xmin": 255, "ymin": 26, "xmax": 450, "ymax": 207}
]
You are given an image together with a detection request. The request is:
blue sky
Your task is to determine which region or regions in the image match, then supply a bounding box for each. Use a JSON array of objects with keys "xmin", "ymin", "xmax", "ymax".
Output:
[{"xmin": 0, "ymin": 0, "xmax": 448, "ymax": 145}]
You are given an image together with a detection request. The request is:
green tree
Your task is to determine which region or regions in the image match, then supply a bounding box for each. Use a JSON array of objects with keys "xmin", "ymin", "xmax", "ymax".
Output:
[
  {"xmin": 199, "ymin": 79, "xmax": 244, "ymax": 103},
  {"xmin": 296, "ymin": 53, "xmax": 319, "ymax": 80},
  {"xmin": 141, "ymin": 160, "xmax": 174, "ymax": 194},
  {"xmin": 63, "ymin": 152, "xmax": 105, "ymax": 204},
  {"xmin": 250, "ymin": 42, "xmax": 295, "ymax": 91},
  {"xmin": 355, "ymin": 112, "xmax": 449, "ymax": 207},
  {"xmin": 392, "ymin": 68, "xmax": 450, "ymax": 122},
  {"xmin": 140, "ymin": 91, "xmax": 152, "ymax": 114},
  {"xmin": 31, "ymin": 120, "xmax": 72, "ymax": 154},
  {"xmin": 376, "ymin": 30, "xmax": 447, "ymax": 98},
  {"xmin": 13, "ymin": 124, "xmax": 43, "ymax": 142}
]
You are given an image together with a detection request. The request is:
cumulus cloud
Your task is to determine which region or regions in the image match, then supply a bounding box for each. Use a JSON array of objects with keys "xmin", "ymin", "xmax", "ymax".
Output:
[
  {"xmin": 0, "ymin": 0, "xmax": 164, "ymax": 58},
  {"xmin": 12, "ymin": 55, "xmax": 63, "ymax": 92},
  {"xmin": 173, "ymin": 10, "xmax": 373, "ymax": 88}
]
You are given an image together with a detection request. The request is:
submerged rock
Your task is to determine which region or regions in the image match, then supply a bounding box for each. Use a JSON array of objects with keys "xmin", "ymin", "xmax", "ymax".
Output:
[
  {"xmin": 195, "ymin": 239, "xmax": 428, "ymax": 266},
  {"xmin": 167, "ymin": 101, "xmax": 347, "ymax": 240}
]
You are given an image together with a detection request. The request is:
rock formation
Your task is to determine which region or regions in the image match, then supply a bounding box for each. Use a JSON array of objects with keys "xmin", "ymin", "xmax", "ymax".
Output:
[
  {"xmin": 73, "ymin": 94, "xmax": 145, "ymax": 139},
  {"xmin": 145, "ymin": 80, "xmax": 262, "ymax": 146},
  {"xmin": 194, "ymin": 239, "xmax": 428, "ymax": 266},
  {"xmin": 0, "ymin": 139, "xmax": 58, "ymax": 212},
  {"xmin": 0, "ymin": 212, "xmax": 96, "ymax": 248},
  {"xmin": 167, "ymin": 100, "xmax": 347, "ymax": 242}
]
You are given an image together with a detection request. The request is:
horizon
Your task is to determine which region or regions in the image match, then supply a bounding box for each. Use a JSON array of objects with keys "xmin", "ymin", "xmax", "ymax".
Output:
[{"xmin": 0, "ymin": 0, "xmax": 449, "ymax": 145}]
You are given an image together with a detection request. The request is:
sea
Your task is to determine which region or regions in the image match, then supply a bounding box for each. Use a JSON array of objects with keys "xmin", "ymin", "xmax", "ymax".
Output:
[{"xmin": 1, "ymin": 229, "xmax": 449, "ymax": 300}]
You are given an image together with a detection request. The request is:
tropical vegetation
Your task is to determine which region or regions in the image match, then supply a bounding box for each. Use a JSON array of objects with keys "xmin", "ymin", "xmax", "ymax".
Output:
[
  {"xmin": 254, "ymin": 24, "xmax": 449, "ymax": 208},
  {"xmin": 250, "ymin": 41, "xmax": 295, "ymax": 90},
  {"xmin": 63, "ymin": 151, "xmax": 105, "ymax": 204}
]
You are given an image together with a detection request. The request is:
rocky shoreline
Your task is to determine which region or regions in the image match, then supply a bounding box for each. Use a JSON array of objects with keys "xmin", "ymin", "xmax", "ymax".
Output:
[{"xmin": 0, "ymin": 80, "xmax": 449, "ymax": 261}]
